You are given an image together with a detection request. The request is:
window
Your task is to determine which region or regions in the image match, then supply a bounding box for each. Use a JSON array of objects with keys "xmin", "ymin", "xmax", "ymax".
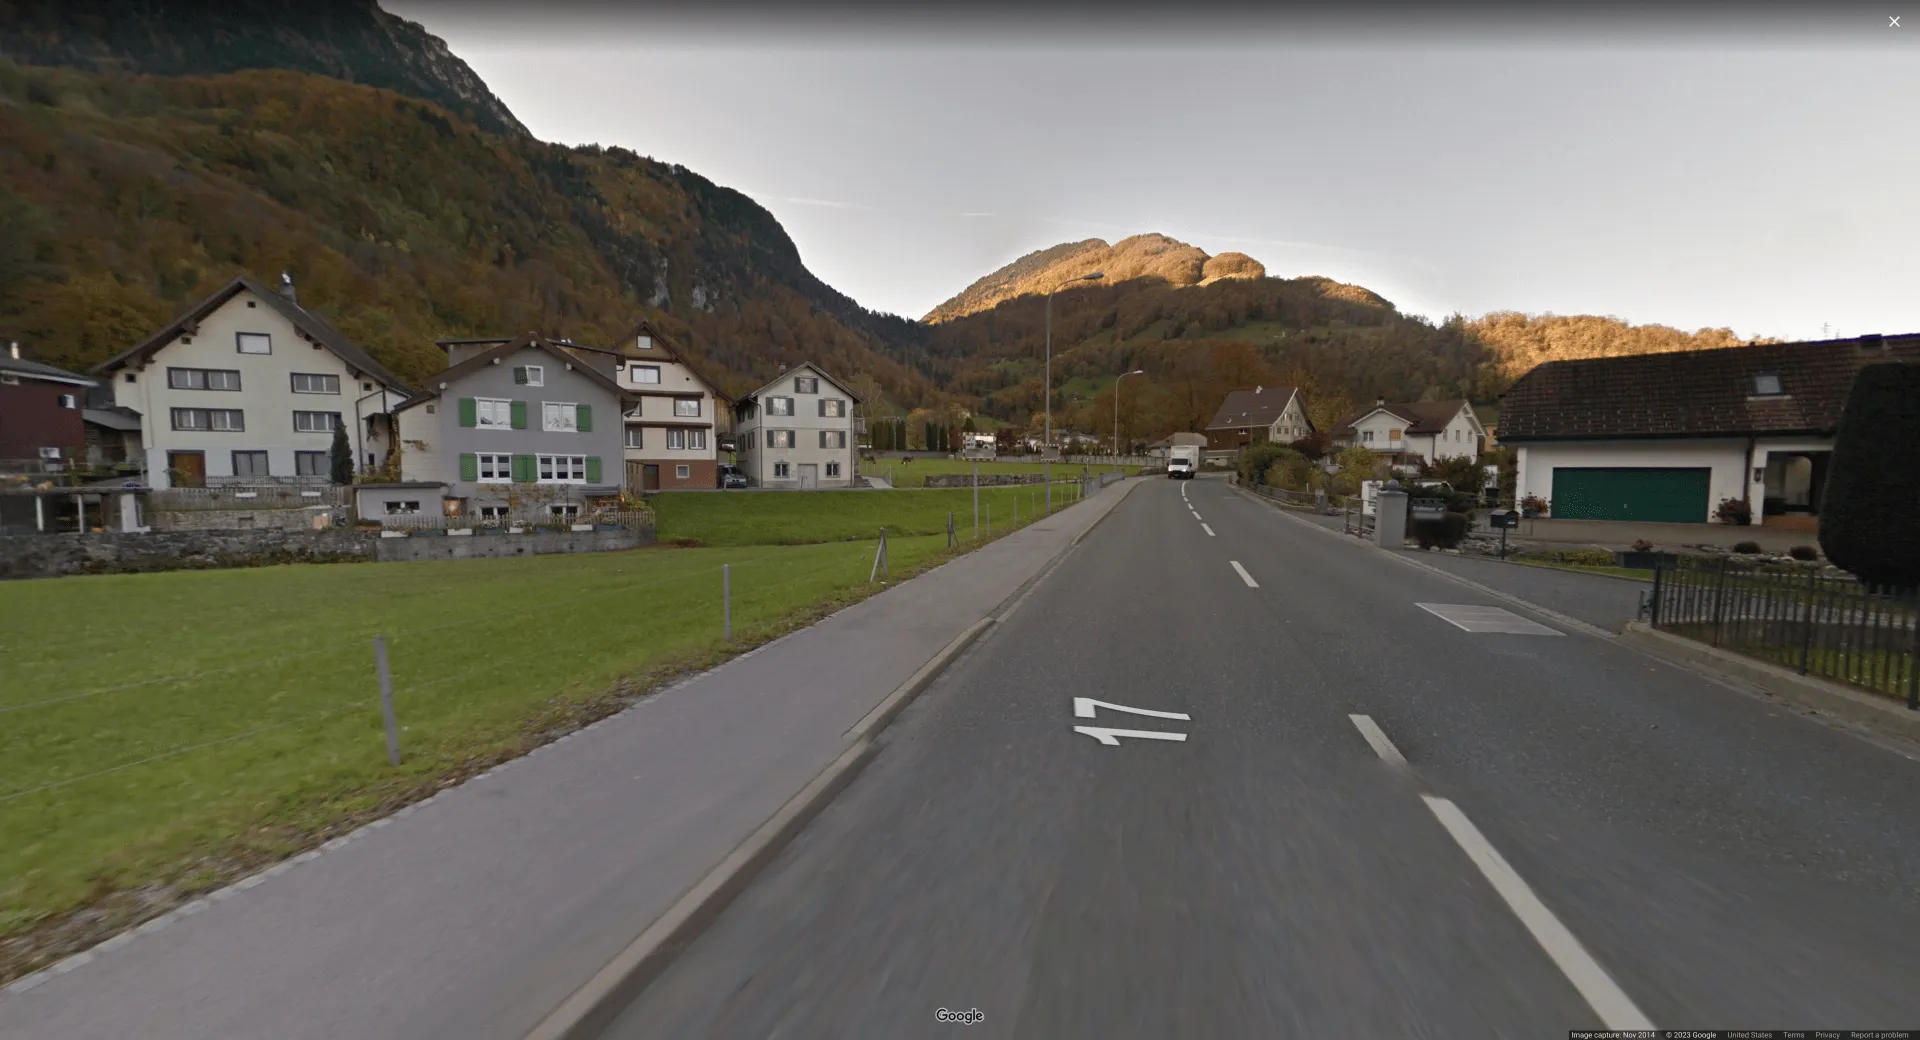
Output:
[
  {"xmin": 385, "ymin": 500, "xmax": 422, "ymax": 515},
  {"xmin": 630, "ymin": 364, "xmax": 661, "ymax": 385},
  {"xmin": 476, "ymin": 398, "xmax": 512, "ymax": 429},
  {"xmin": 537, "ymin": 455, "xmax": 587, "ymax": 483},
  {"xmin": 543, "ymin": 401, "xmax": 578, "ymax": 432},
  {"xmin": 549, "ymin": 504, "xmax": 580, "ymax": 519},
  {"xmin": 794, "ymin": 376, "xmax": 819, "ymax": 394},
  {"xmin": 826, "ymin": 461, "xmax": 841, "ymax": 477},
  {"xmin": 57, "ymin": 393, "xmax": 77, "ymax": 409},
  {"xmin": 819, "ymin": 398, "xmax": 846, "ymax": 418},
  {"xmin": 636, "ymin": 335, "xmax": 652, "ymax": 351},
  {"xmin": 295, "ymin": 451, "xmax": 328, "ymax": 477},
  {"xmin": 476, "ymin": 453, "xmax": 512, "ymax": 482},
  {"xmin": 168, "ymin": 367, "xmax": 242, "ymax": 391},
  {"xmin": 675, "ymin": 464, "xmax": 690, "ymax": 479},
  {"xmin": 1752, "ymin": 373, "xmax": 1784, "ymax": 395},
  {"xmin": 774, "ymin": 462, "xmax": 790, "ymax": 478},
  {"xmin": 1361, "ymin": 430, "xmax": 1374, "ymax": 443},
  {"xmin": 291, "ymin": 373, "xmax": 341, "ymax": 394},
  {"xmin": 818, "ymin": 430, "xmax": 847, "ymax": 449},
  {"xmin": 766, "ymin": 429, "xmax": 794, "ymax": 449},
  {"xmin": 232, "ymin": 450, "xmax": 270, "ymax": 477},
  {"xmin": 479, "ymin": 506, "xmax": 509, "ymax": 520},
  {"xmin": 294, "ymin": 411, "xmax": 341, "ymax": 433},
  {"xmin": 624, "ymin": 427, "xmax": 644, "ymax": 448},
  {"xmin": 1388, "ymin": 428, "xmax": 1404, "ymax": 441},
  {"xmin": 171, "ymin": 408, "xmax": 245, "ymax": 431},
  {"xmin": 124, "ymin": 373, "xmax": 136, "ymax": 384},
  {"xmin": 515, "ymin": 365, "xmax": 544, "ymax": 387},
  {"xmin": 767, "ymin": 396, "xmax": 794, "ymax": 416},
  {"xmin": 689, "ymin": 429, "xmax": 707, "ymax": 450},
  {"xmin": 667, "ymin": 428, "xmax": 687, "ymax": 449},
  {"xmin": 236, "ymin": 332, "xmax": 272, "ymax": 355},
  {"xmin": 674, "ymin": 397, "xmax": 701, "ymax": 417}
]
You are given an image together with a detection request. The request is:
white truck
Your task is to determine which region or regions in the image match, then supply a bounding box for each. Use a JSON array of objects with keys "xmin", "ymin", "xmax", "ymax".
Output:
[{"xmin": 1167, "ymin": 444, "xmax": 1201, "ymax": 479}]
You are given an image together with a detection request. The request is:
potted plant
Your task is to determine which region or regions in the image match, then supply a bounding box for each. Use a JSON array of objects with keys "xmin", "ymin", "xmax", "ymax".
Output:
[
  {"xmin": 1520, "ymin": 494, "xmax": 1550, "ymax": 519},
  {"xmin": 1714, "ymin": 496, "xmax": 1753, "ymax": 526}
]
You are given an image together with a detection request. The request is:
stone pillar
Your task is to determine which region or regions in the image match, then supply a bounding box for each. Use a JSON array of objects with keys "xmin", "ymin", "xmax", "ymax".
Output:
[{"xmin": 1374, "ymin": 480, "xmax": 1409, "ymax": 549}]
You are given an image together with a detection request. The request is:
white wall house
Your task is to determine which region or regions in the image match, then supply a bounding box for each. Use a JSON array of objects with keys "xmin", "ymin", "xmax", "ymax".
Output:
[
  {"xmin": 90, "ymin": 275, "xmax": 409, "ymax": 488},
  {"xmin": 1498, "ymin": 334, "xmax": 1920, "ymax": 526},
  {"xmin": 1204, "ymin": 385, "xmax": 1312, "ymax": 453},
  {"xmin": 1331, "ymin": 399, "xmax": 1484, "ymax": 466},
  {"xmin": 733, "ymin": 362, "xmax": 861, "ymax": 489}
]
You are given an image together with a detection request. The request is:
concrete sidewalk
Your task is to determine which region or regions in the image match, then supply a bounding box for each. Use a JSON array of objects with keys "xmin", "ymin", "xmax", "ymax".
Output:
[{"xmin": 0, "ymin": 479, "xmax": 1144, "ymax": 1040}]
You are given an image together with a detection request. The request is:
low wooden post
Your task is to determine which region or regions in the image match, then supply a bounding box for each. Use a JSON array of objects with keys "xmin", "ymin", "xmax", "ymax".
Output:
[
  {"xmin": 374, "ymin": 636, "xmax": 400, "ymax": 766},
  {"xmin": 723, "ymin": 563, "xmax": 732, "ymax": 641}
]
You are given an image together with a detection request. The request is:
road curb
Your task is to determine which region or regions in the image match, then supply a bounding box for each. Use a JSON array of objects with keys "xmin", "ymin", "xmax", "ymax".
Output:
[
  {"xmin": 520, "ymin": 558, "xmax": 1050, "ymax": 1039},
  {"xmin": 1618, "ymin": 622, "xmax": 1920, "ymax": 745},
  {"xmin": 1229, "ymin": 483, "xmax": 1618, "ymax": 640}
]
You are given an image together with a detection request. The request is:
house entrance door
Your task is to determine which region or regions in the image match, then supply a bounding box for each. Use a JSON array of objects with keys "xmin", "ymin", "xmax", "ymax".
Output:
[
  {"xmin": 167, "ymin": 451, "xmax": 206, "ymax": 488},
  {"xmin": 798, "ymin": 463, "xmax": 819, "ymax": 489},
  {"xmin": 642, "ymin": 464, "xmax": 660, "ymax": 491}
]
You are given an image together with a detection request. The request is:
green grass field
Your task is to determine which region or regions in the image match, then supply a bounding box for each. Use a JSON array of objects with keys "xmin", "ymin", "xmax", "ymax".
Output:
[
  {"xmin": 0, "ymin": 480, "xmax": 1114, "ymax": 972},
  {"xmin": 863, "ymin": 458, "xmax": 1138, "ymax": 489}
]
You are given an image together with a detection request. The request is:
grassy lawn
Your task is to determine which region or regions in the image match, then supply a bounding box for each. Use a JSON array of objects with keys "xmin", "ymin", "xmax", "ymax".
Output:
[
  {"xmin": 653, "ymin": 482, "xmax": 1094, "ymax": 544},
  {"xmin": 0, "ymin": 479, "xmax": 1120, "ymax": 978},
  {"xmin": 865, "ymin": 458, "xmax": 1138, "ymax": 489}
]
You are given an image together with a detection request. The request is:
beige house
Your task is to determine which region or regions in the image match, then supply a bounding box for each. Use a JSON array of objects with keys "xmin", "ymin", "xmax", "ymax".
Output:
[
  {"xmin": 90, "ymin": 274, "xmax": 410, "ymax": 488},
  {"xmin": 1330, "ymin": 399, "xmax": 1485, "ymax": 466},
  {"xmin": 733, "ymin": 362, "xmax": 861, "ymax": 489},
  {"xmin": 1204, "ymin": 386, "xmax": 1313, "ymax": 452}
]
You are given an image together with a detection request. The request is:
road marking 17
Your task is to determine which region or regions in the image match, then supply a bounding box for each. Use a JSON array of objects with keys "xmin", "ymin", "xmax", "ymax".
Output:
[
  {"xmin": 1073, "ymin": 726, "xmax": 1188, "ymax": 746},
  {"xmin": 1074, "ymin": 697, "xmax": 1191, "ymax": 721},
  {"xmin": 1073, "ymin": 698, "xmax": 1191, "ymax": 746}
]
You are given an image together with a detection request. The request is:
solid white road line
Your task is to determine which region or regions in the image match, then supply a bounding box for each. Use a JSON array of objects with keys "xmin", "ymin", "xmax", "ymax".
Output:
[
  {"xmin": 1348, "ymin": 714, "xmax": 1406, "ymax": 764},
  {"xmin": 1421, "ymin": 795, "xmax": 1656, "ymax": 1032},
  {"xmin": 1201, "ymin": 523, "xmax": 1215, "ymax": 537},
  {"xmin": 1230, "ymin": 560, "xmax": 1259, "ymax": 587}
]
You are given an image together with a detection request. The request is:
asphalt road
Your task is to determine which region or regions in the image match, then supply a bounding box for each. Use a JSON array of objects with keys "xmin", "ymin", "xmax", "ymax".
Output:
[{"xmin": 601, "ymin": 474, "xmax": 1920, "ymax": 1038}]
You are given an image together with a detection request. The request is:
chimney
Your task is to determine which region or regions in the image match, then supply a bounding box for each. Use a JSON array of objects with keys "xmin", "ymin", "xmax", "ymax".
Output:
[
  {"xmin": 279, "ymin": 271, "xmax": 297, "ymax": 306},
  {"xmin": 1858, "ymin": 333, "xmax": 1886, "ymax": 354},
  {"xmin": 779, "ymin": 362, "xmax": 788, "ymax": 374},
  {"xmin": 8, "ymin": 341, "xmax": 17, "ymax": 360},
  {"xmin": 1376, "ymin": 397, "xmax": 1386, "ymax": 407}
]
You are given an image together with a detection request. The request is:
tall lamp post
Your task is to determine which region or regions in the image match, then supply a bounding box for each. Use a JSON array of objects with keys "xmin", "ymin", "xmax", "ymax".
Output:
[
  {"xmin": 1113, "ymin": 369, "xmax": 1144, "ymax": 470},
  {"xmin": 1046, "ymin": 271, "xmax": 1104, "ymax": 510}
]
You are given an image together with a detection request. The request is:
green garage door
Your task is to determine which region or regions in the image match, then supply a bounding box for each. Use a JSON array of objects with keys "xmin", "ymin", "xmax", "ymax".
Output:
[{"xmin": 1550, "ymin": 467, "xmax": 1711, "ymax": 523}]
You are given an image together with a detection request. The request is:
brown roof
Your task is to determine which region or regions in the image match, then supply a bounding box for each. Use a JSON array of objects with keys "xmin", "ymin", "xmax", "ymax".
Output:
[
  {"xmin": 1205, "ymin": 386, "xmax": 1303, "ymax": 430},
  {"xmin": 394, "ymin": 334, "xmax": 633, "ymax": 413},
  {"xmin": 1496, "ymin": 334, "xmax": 1920, "ymax": 442},
  {"xmin": 93, "ymin": 276, "xmax": 408, "ymax": 392},
  {"xmin": 1332, "ymin": 399, "xmax": 1474, "ymax": 438}
]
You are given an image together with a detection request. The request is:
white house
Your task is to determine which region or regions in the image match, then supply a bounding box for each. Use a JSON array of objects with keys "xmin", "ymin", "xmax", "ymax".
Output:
[
  {"xmin": 1330, "ymin": 399, "xmax": 1485, "ymax": 466},
  {"xmin": 90, "ymin": 274, "xmax": 410, "ymax": 488},
  {"xmin": 1496, "ymin": 333, "xmax": 1920, "ymax": 527},
  {"xmin": 732, "ymin": 362, "xmax": 861, "ymax": 489}
]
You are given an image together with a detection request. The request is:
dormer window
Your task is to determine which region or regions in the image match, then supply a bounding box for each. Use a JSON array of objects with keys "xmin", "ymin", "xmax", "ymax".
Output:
[
  {"xmin": 1751, "ymin": 373, "xmax": 1784, "ymax": 396},
  {"xmin": 637, "ymin": 335, "xmax": 652, "ymax": 350}
]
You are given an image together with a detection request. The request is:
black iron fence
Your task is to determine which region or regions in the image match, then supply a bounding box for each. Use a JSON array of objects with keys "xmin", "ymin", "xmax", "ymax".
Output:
[{"xmin": 1650, "ymin": 554, "xmax": 1919, "ymax": 708}]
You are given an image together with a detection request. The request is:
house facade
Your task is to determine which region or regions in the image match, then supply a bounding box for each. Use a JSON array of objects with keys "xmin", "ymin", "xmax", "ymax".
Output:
[
  {"xmin": 375, "ymin": 335, "xmax": 631, "ymax": 522},
  {"xmin": 1204, "ymin": 385, "xmax": 1312, "ymax": 452},
  {"xmin": 1330, "ymin": 399, "xmax": 1484, "ymax": 466},
  {"xmin": 733, "ymin": 362, "xmax": 860, "ymax": 489},
  {"xmin": 1498, "ymin": 334, "xmax": 1920, "ymax": 527},
  {"xmin": 1147, "ymin": 431, "xmax": 1209, "ymax": 459},
  {"xmin": 0, "ymin": 345, "xmax": 95, "ymax": 473},
  {"xmin": 603, "ymin": 323, "xmax": 730, "ymax": 491},
  {"xmin": 90, "ymin": 275, "xmax": 410, "ymax": 488}
]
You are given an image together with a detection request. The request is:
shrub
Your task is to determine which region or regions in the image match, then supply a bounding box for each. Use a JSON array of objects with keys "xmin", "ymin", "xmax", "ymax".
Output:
[
  {"xmin": 1788, "ymin": 544, "xmax": 1819, "ymax": 561},
  {"xmin": 1524, "ymin": 548, "xmax": 1615, "ymax": 567},
  {"xmin": 1520, "ymin": 494, "xmax": 1550, "ymax": 515},
  {"xmin": 1430, "ymin": 455, "xmax": 1487, "ymax": 493},
  {"xmin": 1731, "ymin": 540, "xmax": 1762, "ymax": 554},
  {"xmin": 1238, "ymin": 442, "xmax": 1300, "ymax": 485},
  {"xmin": 1632, "ymin": 538, "xmax": 1655, "ymax": 552},
  {"xmin": 1412, "ymin": 511, "xmax": 1470, "ymax": 550},
  {"xmin": 1820, "ymin": 362, "xmax": 1920, "ymax": 589},
  {"xmin": 1714, "ymin": 497, "xmax": 1752, "ymax": 525}
]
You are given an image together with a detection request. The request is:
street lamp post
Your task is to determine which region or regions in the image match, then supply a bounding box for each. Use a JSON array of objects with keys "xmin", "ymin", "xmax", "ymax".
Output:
[
  {"xmin": 1113, "ymin": 369, "xmax": 1144, "ymax": 470},
  {"xmin": 1046, "ymin": 271, "xmax": 1104, "ymax": 510}
]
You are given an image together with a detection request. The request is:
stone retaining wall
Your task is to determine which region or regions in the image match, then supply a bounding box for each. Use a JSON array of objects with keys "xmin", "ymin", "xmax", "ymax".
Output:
[{"xmin": 923, "ymin": 473, "xmax": 1050, "ymax": 488}]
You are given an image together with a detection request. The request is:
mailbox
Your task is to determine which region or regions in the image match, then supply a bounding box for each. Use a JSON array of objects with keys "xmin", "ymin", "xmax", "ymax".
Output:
[{"xmin": 1489, "ymin": 509, "xmax": 1520, "ymax": 529}]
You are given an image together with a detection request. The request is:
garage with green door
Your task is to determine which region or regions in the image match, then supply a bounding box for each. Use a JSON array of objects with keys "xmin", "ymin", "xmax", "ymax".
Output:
[{"xmin": 1549, "ymin": 467, "xmax": 1711, "ymax": 522}]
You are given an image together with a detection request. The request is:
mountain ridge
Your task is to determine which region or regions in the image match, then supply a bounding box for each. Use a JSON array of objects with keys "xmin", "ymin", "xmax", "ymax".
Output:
[{"xmin": 922, "ymin": 233, "xmax": 1267, "ymax": 323}]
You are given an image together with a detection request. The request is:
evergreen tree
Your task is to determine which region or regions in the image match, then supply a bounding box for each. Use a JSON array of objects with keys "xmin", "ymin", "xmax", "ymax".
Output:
[
  {"xmin": 329, "ymin": 423, "xmax": 353, "ymax": 484},
  {"xmin": 1820, "ymin": 363, "xmax": 1920, "ymax": 588}
]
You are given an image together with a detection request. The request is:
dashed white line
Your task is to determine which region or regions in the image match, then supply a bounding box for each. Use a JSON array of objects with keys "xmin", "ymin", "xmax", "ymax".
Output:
[
  {"xmin": 1201, "ymin": 523, "xmax": 1215, "ymax": 537},
  {"xmin": 1230, "ymin": 560, "xmax": 1258, "ymax": 587},
  {"xmin": 1348, "ymin": 714, "xmax": 1406, "ymax": 764},
  {"xmin": 1421, "ymin": 795, "xmax": 1656, "ymax": 1032},
  {"xmin": 1191, "ymin": 511, "xmax": 1202, "ymax": 520}
]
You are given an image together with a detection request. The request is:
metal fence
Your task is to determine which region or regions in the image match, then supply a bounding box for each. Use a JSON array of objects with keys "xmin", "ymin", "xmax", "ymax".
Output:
[{"xmin": 1650, "ymin": 554, "xmax": 1919, "ymax": 708}]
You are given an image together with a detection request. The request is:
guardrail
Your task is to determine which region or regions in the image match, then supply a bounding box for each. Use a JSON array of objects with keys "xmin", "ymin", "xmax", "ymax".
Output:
[{"xmin": 1651, "ymin": 554, "xmax": 1919, "ymax": 707}]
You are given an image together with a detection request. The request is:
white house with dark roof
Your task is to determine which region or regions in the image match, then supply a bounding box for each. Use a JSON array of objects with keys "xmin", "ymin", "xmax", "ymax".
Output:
[
  {"xmin": 732, "ymin": 362, "xmax": 861, "ymax": 489},
  {"xmin": 90, "ymin": 274, "xmax": 411, "ymax": 488},
  {"xmin": 1204, "ymin": 386, "xmax": 1311, "ymax": 452},
  {"xmin": 1329, "ymin": 399, "xmax": 1485, "ymax": 466}
]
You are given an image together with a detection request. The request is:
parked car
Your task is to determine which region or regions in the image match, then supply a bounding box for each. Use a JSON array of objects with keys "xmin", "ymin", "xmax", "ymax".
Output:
[{"xmin": 719, "ymin": 465, "xmax": 748, "ymax": 489}]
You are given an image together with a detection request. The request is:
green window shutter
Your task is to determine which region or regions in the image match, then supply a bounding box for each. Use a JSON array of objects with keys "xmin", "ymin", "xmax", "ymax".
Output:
[
  {"xmin": 458, "ymin": 397, "xmax": 477, "ymax": 428},
  {"xmin": 512, "ymin": 366, "xmax": 528, "ymax": 385},
  {"xmin": 586, "ymin": 456, "xmax": 602, "ymax": 483},
  {"xmin": 513, "ymin": 454, "xmax": 536, "ymax": 482},
  {"xmin": 459, "ymin": 453, "xmax": 478, "ymax": 481},
  {"xmin": 577, "ymin": 404, "xmax": 592, "ymax": 432},
  {"xmin": 510, "ymin": 400, "xmax": 527, "ymax": 429}
]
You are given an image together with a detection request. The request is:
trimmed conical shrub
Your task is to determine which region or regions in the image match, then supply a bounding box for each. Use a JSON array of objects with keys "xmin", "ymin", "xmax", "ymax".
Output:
[{"xmin": 1820, "ymin": 362, "xmax": 1920, "ymax": 588}]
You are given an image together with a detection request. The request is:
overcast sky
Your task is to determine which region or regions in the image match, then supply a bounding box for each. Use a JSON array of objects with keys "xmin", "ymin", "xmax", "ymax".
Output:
[{"xmin": 395, "ymin": 3, "xmax": 1917, "ymax": 341}]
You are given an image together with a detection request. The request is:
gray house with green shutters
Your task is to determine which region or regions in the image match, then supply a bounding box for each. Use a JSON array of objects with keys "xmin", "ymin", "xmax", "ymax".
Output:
[{"xmin": 364, "ymin": 334, "xmax": 634, "ymax": 522}]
